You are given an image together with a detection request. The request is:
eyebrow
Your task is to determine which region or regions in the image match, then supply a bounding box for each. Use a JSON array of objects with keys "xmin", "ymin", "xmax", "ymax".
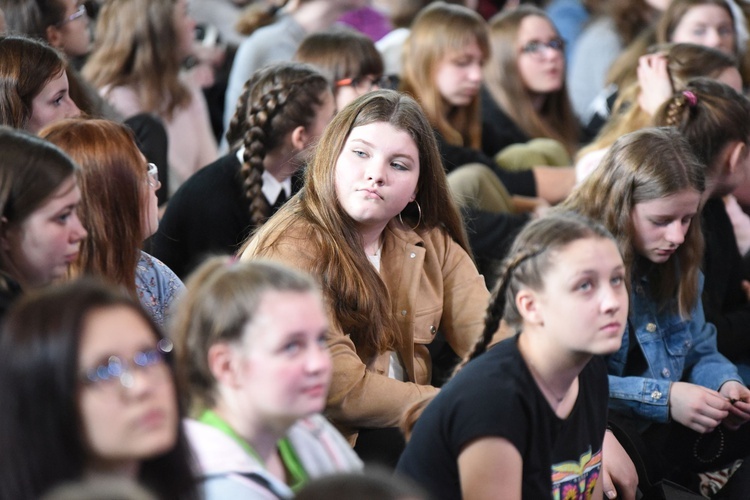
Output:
[{"xmin": 349, "ymin": 138, "xmax": 417, "ymax": 162}]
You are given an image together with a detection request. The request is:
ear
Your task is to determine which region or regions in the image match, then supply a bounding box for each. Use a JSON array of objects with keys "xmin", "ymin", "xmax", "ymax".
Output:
[
  {"xmin": 207, "ymin": 343, "xmax": 243, "ymax": 389},
  {"xmin": 726, "ymin": 141, "xmax": 748, "ymax": 177},
  {"xmin": 45, "ymin": 25, "xmax": 64, "ymax": 49},
  {"xmin": 515, "ymin": 288, "xmax": 544, "ymax": 326},
  {"xmin": 289, "ymin": 125, "xmax": 307, "ymax": 152}
]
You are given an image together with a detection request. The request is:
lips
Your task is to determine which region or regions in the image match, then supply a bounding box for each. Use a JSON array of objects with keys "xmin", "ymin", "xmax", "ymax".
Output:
[
  {"xmin": 600, "ymin": 322, "xmax": 623, "ymax": 334},
  {"xmin": 358, "ymin": 188, "xmax": 383, "ymax": 200},
  {"xmin": 138, "ymin": 408, "xmax": 168, "ymax": 429},
  {"xmin": 301, "ymin": 383, "xmax": 327, "ymax": 398}
]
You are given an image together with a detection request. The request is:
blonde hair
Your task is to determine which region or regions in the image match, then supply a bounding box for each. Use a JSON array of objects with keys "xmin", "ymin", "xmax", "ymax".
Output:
[
  {"xmin": 82, "ymin": 0, "xmax": 190, "ymax": 120},
  {"xmin": 400, "ymin": 2, "xmax": 489, "ymax": 148}
]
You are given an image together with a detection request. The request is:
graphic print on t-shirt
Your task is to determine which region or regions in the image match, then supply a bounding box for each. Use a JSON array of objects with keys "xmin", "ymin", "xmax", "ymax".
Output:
[{"xmin": 551, "ymin": 447, "xmax": 602, "ymax": 500}]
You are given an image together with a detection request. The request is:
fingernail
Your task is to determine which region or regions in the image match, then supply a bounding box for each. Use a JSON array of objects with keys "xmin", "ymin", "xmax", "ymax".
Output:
[{"xmin": 605, "ymin": 490, "xmax": 617, "ymax": 499}]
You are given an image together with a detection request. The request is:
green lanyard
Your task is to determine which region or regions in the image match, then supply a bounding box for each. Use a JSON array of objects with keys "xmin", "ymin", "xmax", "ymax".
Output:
[{"xmin": 198, "ymin": 410, "xmax": 309, "ymax": 491}]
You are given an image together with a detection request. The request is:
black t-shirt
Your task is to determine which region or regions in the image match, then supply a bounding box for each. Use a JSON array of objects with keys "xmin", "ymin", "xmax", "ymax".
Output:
[{"xmin": 397, "ymin": 336, "xmax": 608, "ymax": 500}]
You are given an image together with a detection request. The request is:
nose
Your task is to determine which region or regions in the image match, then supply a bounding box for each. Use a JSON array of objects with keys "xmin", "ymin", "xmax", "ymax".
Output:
[
  {"xmin": 66, "ymin": 98, "xmax": 81, "ymax": 119},
  {"xmin": 366, "ymin": 160, "xmax": 386, "ymax": 185},
  {"xmin": 467, "ymin": 62, "xmax": 483, "ymax": 83},
  {"xmin": 601, "ymin": 284, "xmax": 627, "ymax": 316},
  {"xmin": 70, "ymin": 212, "xmax": 87, "ymax": 242},
  {"xmin": 665, "ymin": 221, "xmax": 686, "ymax": 246},
  {"xmin": 704, "ymin": 29, "xmax": 722, "ymax": 48},
  {"xmin": 306, "ymin": 343, "xmax": 332, "ymax": 376}
]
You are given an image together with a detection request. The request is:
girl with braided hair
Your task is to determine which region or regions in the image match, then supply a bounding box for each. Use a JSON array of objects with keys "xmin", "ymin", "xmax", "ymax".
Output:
[
  {"xmin": 150, "ymin": 62, "xmax": 334, "ymax": 278},
  {"xmin": 397, "ymin": 211, "xmax": 628, "ymax": 500},
  {"xmin": 239, "ymin": 89, "xmax": 489, "ymax": 466},
  {"xmin": 565, "ymin": 126, "xmax": 750, "ymax": 497}
]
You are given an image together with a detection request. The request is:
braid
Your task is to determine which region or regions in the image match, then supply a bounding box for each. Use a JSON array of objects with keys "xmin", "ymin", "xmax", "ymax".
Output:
[
  {"xmin": 453, "ymin": 246, "xmax": 543, "ymax": 375},
  {"xmin": 241, "ymin": 81, "xmax": 293, "ymax": 227},
  {"xmin": 663, "ymin": 93, "xmax": 691, "ymax": 128}
]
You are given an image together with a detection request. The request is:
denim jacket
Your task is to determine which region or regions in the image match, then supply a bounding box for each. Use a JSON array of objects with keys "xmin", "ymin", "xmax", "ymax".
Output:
[{"xmin": 607, "ymin": 273, "xmax": 742, "ymax": 423}]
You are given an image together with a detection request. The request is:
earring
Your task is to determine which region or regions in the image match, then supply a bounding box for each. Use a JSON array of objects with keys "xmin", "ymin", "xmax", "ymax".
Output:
[{"xmin": 398, "ymin": 201, "xmax": 422, "ymax": 230}]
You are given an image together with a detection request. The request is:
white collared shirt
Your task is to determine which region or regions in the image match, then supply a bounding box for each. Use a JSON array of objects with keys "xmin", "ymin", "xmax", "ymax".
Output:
[{"xmin": 236, "ymin": 146, "xmax": 292, "ymax": 204}]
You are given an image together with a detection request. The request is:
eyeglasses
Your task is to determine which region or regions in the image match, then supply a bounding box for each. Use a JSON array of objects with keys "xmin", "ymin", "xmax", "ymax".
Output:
[
  {"xmin": 519, "ymin": 38, "xmax": 565, "ymax": 59},
  {"xmin": 56, "ymin": 4, "xmax": 87, "ymax": 27},
  {"xmin": 80, "ymin": 339, "xmax": 173, "ymax": 390},
  {"xmin": 335, "ymin": 75, "xmax": 396, "ymax": 93},
  {"xmin": 147, "ymin": 162, "xmax": 161, "ymax": 189}
]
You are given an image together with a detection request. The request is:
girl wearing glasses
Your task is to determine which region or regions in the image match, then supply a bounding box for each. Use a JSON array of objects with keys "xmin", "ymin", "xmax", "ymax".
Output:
[
  {"xmin": 0, "ymin": 278, "xmax": 199, "ymax": 500},
  {"xmin": 173, "ymin": 258, "xmax": 361, "ymax": 499},
  {"xmin": 40, "ymin": 119, "xmax": 184, "ymax": 326},
  {"xmin": 294, "ymin": 27, "xmax": 391, "ymax": 113},
  {"xmin": 401, "ymin": 2, "xmax": 575, "ymax": 209},
  {"xmin": 481, "ymin": 6, "xmax": 579, "ymax": 162},
  {"xmin": 0, "ymin": 127, "xmax": 87, "ymax": 318}
]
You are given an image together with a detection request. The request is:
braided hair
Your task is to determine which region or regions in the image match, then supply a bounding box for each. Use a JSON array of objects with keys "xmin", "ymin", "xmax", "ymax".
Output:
[
  {"xmin": 225, "ymin": 62, "xmax": 329, "ymax": 229},
  {"xmin": 402, "ymin": 211, "xmax": 618, "ymax": 437},
  {"xmin": 655, "ymin": 77, "xmax": 750, "ymax": 170}
]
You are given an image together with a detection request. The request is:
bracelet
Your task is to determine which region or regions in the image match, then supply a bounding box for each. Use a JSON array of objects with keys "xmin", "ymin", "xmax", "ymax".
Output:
[{"xmin": 693, "ymin": 427, "xmax": 724, "ymax": 464}]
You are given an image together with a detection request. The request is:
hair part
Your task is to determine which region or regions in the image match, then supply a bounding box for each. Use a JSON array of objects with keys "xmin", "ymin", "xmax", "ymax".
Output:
[
  {"xmin": 243, "ymin": 89, "xmax": 469, "ymax": 361},
  {"xmin": 172, "ymin": 257, "xmax": 317, "ymax": 413},
  {"xmin": 566, "ymin": 127, "xmax": 705, "ymax": 317},
  {"xmin": 0, "ymin": 278, "xmax": 199, "ymax": 500},
  {"xmin": 0, "ymin": 35, "xmax": 67, "ymax": 129},
  {"xmin": 400, "ymin": 1, "xmax": 489, "ymax": 148},
  {"xmin": 484, "ymin": 5, "xmax": 579, "ymax": 156},
  {"xmin": 225, "ymin": 62, "xmax": 329, "ymax": 229}
]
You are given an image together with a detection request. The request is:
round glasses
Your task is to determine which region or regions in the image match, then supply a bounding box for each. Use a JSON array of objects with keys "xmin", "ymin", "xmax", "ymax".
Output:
[
  {"xmin": 80, "ymin": 338, "xmax": 173, "ymax": 391},
  {"xmin": 335, "ymin": 75, "xmax": 396, "ymax": 93},
  {"xmin": 519, "ymin": 38, "xmax": 565, "ymax": 59}
]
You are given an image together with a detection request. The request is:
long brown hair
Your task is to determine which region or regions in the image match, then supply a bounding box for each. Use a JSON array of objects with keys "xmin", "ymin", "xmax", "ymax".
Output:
[
  {"xmin": 0, "ymin": 35, "xmax": 67, "ymax": 130},
  {"xmin": 400, "ymin": 1, "xmax": 489, "ymax": 148},
  {"xmin": 484, "ymin": 5, "xmax": 579, "ymax": 156},
  {"xmin": 225, "ymin": 62, "xmax": 329, "ymax": 230},
  {"xmin": 242, "ymin": 90, "xmax": 469, "ymax": 361},
  {"xmin": 565, "ymin": 127, "xmax": 705, "ymax": 317},
  {"xmin": 40, "ymin": 119, "xmax": 147, "ymax": 294},
  {"xmin": 82, "ymin": 0, "xmax": 190, "ymax": 119}
]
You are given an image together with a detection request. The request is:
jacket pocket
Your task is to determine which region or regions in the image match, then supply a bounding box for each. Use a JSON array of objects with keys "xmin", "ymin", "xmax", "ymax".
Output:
[{"xmin": 413, "ymin": 306, "xmax": 441, "ymax": 344}]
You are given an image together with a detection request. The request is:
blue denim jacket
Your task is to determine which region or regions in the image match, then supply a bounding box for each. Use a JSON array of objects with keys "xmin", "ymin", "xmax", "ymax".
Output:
[{"xmin": 607, "ymin": 273, "xmax": 742, "ymax": 423}]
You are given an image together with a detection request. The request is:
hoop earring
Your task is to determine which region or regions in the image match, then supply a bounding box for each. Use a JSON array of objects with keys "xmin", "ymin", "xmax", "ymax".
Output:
[{"xmin": 398, "ymin": 201, "xmax": 422, "ymax": 231}]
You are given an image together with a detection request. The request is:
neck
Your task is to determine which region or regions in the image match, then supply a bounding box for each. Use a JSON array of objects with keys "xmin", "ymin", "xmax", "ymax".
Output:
[
  {"xmin": 359, "ymin": 224, "xmax": 387, "ymax": 257},
  {"xmin": 292, "ymin": 0, "xmax": 351, "ymax": 33},
  {"xmin": 263, "ymin": 148, "xmax": 301, "ymax": 183},
  {"xmin": 213, "ymin": 401, "xmax": 290, "ymax": 463},
  {"xmin": 86, "ymin": 459, "xmax": 140, "ymax": 480},
  {"xmin": 529, "ymin": 92, "xmax": 546, "ymax": 113},
  {"xmin": 517, "ymin": 329, "xmax": 587, "ymax": 415}
]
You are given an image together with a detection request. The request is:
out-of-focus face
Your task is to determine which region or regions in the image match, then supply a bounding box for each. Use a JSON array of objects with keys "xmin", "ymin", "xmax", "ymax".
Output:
[
  {"xmin": 78, "ymin": 305, "xmax": 178, "ymax": 473},
  {"xmin": 528, "ymin": 237, "xmax": 628, "ymax": 357},
  {"xmin": 671, "ymin": 4, "xmax": 736, "ymax": 55},
  {"xmin": 173, "ymin": 0, "xmax": 197, "ymax": 61},
  {"xmin": 2, "ymin": 176, "xmax": 87, "ymax": 288},
  {"xmin": 232, "ymin": 291, "xmax": 332, "ymax": 430},
  {"xmin": 50, "ymin": 0, "xmax": 92, "ymax": 58},
  {"xmin": 434, "ymin": 40, "xmax": 484, "ymax": 107},
  {"xmin": 516, "ymin": 15, "xmax": 565, "ymax": 95},
  {"xmin": 334, "ymin": 121, "xmax": 420, "ymax": 235},
  {"xmin": 335, "ymin": 75, "xmax": 386, "ymax": 112},
  {"xmin": 27, "ymin": 70, "xmax": 80, "ymax": 133},
  {"xmin": 631, "ymin": 189, "xmax": 701, "ymax": 264}
]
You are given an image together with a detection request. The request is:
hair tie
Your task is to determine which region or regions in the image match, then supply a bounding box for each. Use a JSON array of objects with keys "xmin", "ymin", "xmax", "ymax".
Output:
[{"xmin": 682, "ymin": 90, "xmax": 698, "ymax": 107}]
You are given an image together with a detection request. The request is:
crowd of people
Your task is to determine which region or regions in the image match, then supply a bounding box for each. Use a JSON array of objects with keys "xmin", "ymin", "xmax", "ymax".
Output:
[{"xmin": 2, "ymin": 0, "xmax": 750, "ymax": 498}]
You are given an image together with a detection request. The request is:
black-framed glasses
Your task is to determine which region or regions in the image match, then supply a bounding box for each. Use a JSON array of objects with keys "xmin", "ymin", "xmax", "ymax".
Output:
[
  {"xmin": 335, "ymin": 75, "xmax": 396, "ymax": 93},
  {"xmin": 80, "ymin": 339, "xmax": 173, "ymax": 390},
  {"xmin": 147, "ymin": 162, "xmax": 161, "ymax": 189},
  {"xmin": 520, "ymin": 38, "xmax": 565, "ymax": 59},
  {"xmin": 56, "ymin": 4, "xmax": 87, "ymax": 27}
]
